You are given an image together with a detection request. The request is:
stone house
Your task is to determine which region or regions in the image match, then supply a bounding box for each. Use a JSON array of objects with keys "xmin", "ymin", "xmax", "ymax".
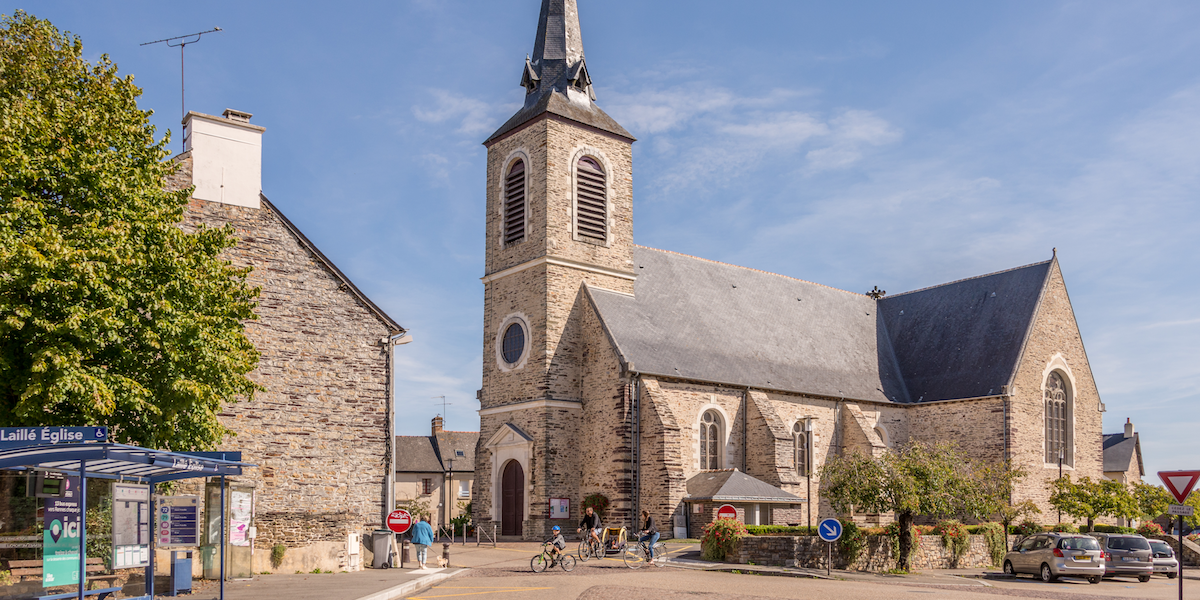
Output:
[
  {"xmin": 394, "ymin": 417, "xmax": 477, "ymax": 533},
  {"xmin": 475, "ymin": 0, "xmax": 1110, "ymax": 540},
  {"xmin": 168, "ymin": 109, "xmax": 408, "ymax": 571}
]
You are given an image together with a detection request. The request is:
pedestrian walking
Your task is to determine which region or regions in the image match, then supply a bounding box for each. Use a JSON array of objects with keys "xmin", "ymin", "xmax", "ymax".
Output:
[{"xmin": 411, "ymin": 515, "xmax": 434, "ymax": 569}]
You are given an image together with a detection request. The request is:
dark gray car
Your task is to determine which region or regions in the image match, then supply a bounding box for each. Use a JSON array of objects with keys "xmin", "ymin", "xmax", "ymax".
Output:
[{"xmin": 1091, "ymin": 533, "xmax": 1153, "ymax": 582}]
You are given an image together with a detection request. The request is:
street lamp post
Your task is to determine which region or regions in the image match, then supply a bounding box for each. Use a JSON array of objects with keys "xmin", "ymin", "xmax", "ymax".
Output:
[{"xmin": 1057, "ymin": 448, "xmax": 1064, "ymax": 523}]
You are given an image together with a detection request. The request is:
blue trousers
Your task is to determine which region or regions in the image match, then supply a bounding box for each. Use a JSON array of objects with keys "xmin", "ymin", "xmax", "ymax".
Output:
[{"xmin": 639, "ymin": 532, "xmax": 660, "ymax": 558}]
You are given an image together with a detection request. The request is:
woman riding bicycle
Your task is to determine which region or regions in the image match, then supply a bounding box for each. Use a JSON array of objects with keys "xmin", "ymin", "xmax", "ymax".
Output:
[{"xmin": 637, "ymin": 509, "xmax": 660, "ymax": 566}]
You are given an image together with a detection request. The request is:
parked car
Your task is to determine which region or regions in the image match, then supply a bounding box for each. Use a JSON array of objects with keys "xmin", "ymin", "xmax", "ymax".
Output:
[
  {"xmin": 1003, "ymin": 533, "xmax": 1104, "ymax": 583},
  {"xmin": 1091, "ymin": 533, "xmax": 1154, "ymax": 582},
  {"xmin": 1148, "ymin": 539, "xmax": 1179, "ymax": 579}
]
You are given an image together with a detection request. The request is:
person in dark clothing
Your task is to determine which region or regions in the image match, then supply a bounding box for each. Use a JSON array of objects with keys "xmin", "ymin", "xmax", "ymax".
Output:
[
  {"xmin": 577, "ymin": 505, "xmax": 603, "ymax": 548},
  {"xmin": 639, "ymin": 509, "xmax": 660, "ymax": 565}
]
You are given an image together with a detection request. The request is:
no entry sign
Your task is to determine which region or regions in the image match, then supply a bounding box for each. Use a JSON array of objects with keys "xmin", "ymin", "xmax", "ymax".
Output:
[
  {"xmin": 386, "ymin": 509, "xmax": 412, "ymax": 534},
  {"xmin": 716, "ymin": 504, "xmax": 738, "ymax": 520}
]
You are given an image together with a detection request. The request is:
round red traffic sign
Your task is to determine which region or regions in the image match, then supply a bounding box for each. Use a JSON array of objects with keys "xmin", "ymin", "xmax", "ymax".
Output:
[
  {"xmin": 716, "ymin": 504, "xmax": 738, "ymax": 520},
  {"xmin": 387, "ymin": 509, "xmax": 412, "ymax": 534}
]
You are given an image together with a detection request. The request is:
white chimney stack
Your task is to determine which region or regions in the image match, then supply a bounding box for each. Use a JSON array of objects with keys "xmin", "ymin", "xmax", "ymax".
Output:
[
  {"xmin": 1124, "ymin": 418, "xmax": 1134, "ymax": 439},
  {"xmin": 181, "ymin": 109, "xmax": 265, "ymax": 209}
]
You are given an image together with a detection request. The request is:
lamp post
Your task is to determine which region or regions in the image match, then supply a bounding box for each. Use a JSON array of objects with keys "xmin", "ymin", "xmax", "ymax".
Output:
[{"xmin": 1057, "ymin": 447, "xmax": 1064, "ymax": 523}]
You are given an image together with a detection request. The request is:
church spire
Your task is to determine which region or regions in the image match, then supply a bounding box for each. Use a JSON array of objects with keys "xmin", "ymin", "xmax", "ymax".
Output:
[{"xmin": 485, "ymin": 0, "xmax": 633, "ymax": 145}]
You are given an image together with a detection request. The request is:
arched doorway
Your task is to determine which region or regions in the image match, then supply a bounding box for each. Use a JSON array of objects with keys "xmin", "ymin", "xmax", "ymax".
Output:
[{"xmin": 501, "ymin": 460, "xmax": 524, "ymax": 536}]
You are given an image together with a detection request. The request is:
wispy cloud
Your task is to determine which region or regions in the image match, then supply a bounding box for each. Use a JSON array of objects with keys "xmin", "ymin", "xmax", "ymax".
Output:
[{"xmin": 412, "ymin": 89, "xmax": 501, "ymax": 136}]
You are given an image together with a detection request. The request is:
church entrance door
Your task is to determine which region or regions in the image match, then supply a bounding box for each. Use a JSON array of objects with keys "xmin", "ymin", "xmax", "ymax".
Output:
[{"xmin": 501, "ymin": 460, "xmax": 524, "ymax": 536}]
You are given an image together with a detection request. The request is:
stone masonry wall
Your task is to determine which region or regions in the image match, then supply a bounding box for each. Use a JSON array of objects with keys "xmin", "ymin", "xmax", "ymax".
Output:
[
  {"xmin": 170, "ymin": 154, "xmax": 392, "ymax": 551},
  {"xmin": 730, "ymin": 534, "xmax": 1021, "ymax": 571}
]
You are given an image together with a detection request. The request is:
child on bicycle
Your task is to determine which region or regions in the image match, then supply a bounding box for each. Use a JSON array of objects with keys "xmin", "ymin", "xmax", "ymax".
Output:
[{"xmin": 545, "ymin": 526, "xmax": 567, "ymax": 562}]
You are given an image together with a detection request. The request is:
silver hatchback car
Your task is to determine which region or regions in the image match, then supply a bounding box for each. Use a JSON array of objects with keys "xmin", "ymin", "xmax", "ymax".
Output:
[
  {"xmin": 1092, "ymin": 533, "xmax": 1154, "ymax": 582},
  {"xmin": 1148, "ymin": 539, "xmax": 1179, "ymax": 578},
  {"xmin": 1003, "ymin": 533, "xmax": 1104, "ymax": 583}
]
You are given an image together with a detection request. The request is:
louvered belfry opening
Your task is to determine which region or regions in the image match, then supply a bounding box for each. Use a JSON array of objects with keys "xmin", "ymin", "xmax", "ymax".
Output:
[
  {"xmin": 575, "ymin": 156, "xmax": 607, "ymax": 243},
  {"xmin": 504, "ymin": 159, "xmax": 526, "ymax": 245}
]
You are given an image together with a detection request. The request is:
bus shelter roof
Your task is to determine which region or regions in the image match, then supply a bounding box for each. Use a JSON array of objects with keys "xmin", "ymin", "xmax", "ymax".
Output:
[{"xmin": 0, "ymin": 443, "xmax": 251, "ymax": 483}]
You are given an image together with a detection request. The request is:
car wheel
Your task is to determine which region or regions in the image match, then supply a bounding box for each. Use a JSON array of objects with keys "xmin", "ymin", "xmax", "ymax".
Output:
[
  {"xmin": 1003, "ymin": 561, "xmax": 1016, "ymax": 577},
  {"xmin": 1167, "ymin": 573, "xmax": 1178, "ymax": 579},
  {"xmin": 1138, "ymin": 575, "xmax": 1151, "ymax": 583},
  {"xmin": 1040, "ymin": 563, "xmax": 1056, "ymax": 583},
  {"xmin": 1087, "ymin": 576, "xmax": 1101, "ymax": 584}
]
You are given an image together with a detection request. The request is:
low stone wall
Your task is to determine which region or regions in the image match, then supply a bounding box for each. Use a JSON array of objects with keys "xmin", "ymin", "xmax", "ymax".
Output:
[{"xmin": 729, "ymin": 534, "xmax": 1020, "ymax": 571}]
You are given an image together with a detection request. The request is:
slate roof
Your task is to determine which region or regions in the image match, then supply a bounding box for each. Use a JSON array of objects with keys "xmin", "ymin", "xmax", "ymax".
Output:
[
  {"xmin": 684, "ymin": 470, "xmax": 805, "ymax": 504},
  {"xmin": 878, "ymin": 260, "xmax": 1052, "ymax": 402},
  {"xmin": 1103, "ymin": 433, "xmax": 1143, "ymax": 475},
  {"xmin": 587, "ymin": 247, "xmax": 1054, "ymax": 404},
  {"xmin": 395, "ymin": 431, "xmax": 479, "ymax": 474}
]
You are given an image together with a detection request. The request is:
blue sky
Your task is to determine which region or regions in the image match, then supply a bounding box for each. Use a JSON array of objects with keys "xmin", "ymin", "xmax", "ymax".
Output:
[{"xmin": 17, "ymin": 1, "xmax": 1200, "ymax": 480}]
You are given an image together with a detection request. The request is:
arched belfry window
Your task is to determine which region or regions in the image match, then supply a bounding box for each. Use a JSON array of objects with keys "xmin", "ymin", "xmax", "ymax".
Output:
[
  {"xmin": 700, "ymin": 410, "xmax": 722, "ymax": 470},
  {"xmin": 574, "ymin": 156, "xmax": 607, "ymax": 243},
  {"xmin": 504, "ymin": 159, "xmax": 526, "ymax": 245},
  {"xmin": 793, "ymin": 422, "xmax": 809, "ymax": 477},
  {"xmin": 1044, "ymin": 371, "xmax": 1071, "ymax": 464}
]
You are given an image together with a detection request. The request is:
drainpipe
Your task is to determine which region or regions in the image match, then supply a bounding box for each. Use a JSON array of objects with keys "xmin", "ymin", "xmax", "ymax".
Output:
[
  {"xmin": 742, "ymin": 388, "xmax": 750, "ymax": 473},
  {"xmin": 631, "ymin": 374, "xmax": 641, "ymax": 530}
]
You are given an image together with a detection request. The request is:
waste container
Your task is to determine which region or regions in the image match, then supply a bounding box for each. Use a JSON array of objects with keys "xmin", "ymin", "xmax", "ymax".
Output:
[
  {"xmin": 371, "ymin": 530, "xmax": 394, "ymax": 568},
  {"xmin": 169, "ymin": 551, "xmax": 193, "ymax": 596}
]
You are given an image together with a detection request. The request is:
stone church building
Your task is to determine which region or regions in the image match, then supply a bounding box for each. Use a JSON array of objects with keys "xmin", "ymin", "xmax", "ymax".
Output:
[{"xmin": 475, "ymin": 0, "xmax": 1111, "ymax": 539}]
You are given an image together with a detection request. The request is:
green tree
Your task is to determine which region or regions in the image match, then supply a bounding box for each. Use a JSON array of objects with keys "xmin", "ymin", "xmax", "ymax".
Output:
[
  {"xmin": 996, "ymin": 500, "xmax": 1041, "ymax": 549},
  {"xmin": 0, "ymin": 11, "xmax": 259, "ymax": 449},
  {"xmin": 821, "ymin": 441, "xmax": 988, "ymax": 572},
  {"xmin": 1185, "ymin": 491, "xmax": 1200, "ymax": 530},
  {"xmin": 1132, "ymin": 482, "xmax": 1172, "ymax": 522},
  {"xmin": 1048, "ymin": 476, "xmax": 1136, "ymax": 532}
]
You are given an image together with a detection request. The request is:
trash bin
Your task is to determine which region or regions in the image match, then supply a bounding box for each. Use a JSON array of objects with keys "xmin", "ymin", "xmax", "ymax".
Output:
[
  {"xmin": 371, "ymin": 530, "xmax": 393, "ymax": 568},
  {"xmin": 169, "ymin": 551, "xmax": 192, "ymax": 596}
]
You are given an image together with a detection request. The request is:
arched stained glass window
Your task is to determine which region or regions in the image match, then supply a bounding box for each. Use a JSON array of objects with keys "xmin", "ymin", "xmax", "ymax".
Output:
[
  {"xmin": 793, "ymin": 422, "xmax": 809, "ymax": 477},
  {"xmin": 575, "ymin": 157, "xmax": 607, "ymax": 243},
  {"xmin": 1044, "ymin": 371, "xmax": 1071, "ymax": 464},
  {"xmin": 700, "ymin": 410, "xmax": 721, "ymax": 470},
  {"xmin": 504, "ymin": 159, "xmax": 526, "ymax": 245}
]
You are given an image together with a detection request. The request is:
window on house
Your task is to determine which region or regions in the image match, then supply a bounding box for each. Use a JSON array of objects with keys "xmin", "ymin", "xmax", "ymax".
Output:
[
  {"xmin": 575, "ymin": 157, "xmax": 607, "ymax": 243},
  {"xmin": 700, "ymin": 410, "xmax": 721, "ymax": 470},
  {"xmin": 421, "ymin": 478, "xmax": 432, "ymax": 495},
  {"xmin": 793, "ymin": 422, "xmax": 809, "ymax": 477},
  {"xmin": 1044, "ymin": 371, "xmax": 1071, "ymax": 464},
  {"xmin": 458, "ymin": 480, "xmax": 470, "ymax": 498},
  {"xmin": 504, "ymin": 159, "xmax": 526, "ymax": 245}
]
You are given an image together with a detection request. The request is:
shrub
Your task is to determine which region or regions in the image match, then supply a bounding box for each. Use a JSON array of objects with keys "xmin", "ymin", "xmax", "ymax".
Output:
[
  {"xmin": 271, "ymin": 544, "xmax": 287, "ymax": 568},
  {"xmin": 1050, "ymin": 523, "xmax": 1078, "ymax": 533},
  {"xmin": 884, "ymin": 521, "xmax": 919, "ymax": 571},
  {"xmin": 744, "ymin": 525, "xmax": 814, "ymax": 536},
  {"xmin": 1136, "ymin": 522, "xmax": 1165, "ymax": 537},
  {"xmin": 1187, "ymin": 533, "xmax": 1199, "ymax": 545},
  {"xmin": 701, "ymin": 518, "xmax": 747, "ymax": 561},
  {"xmin": 976, "ymin": 522, "xmax": 1007, "ymax": 567},
  {"xmin": 1014, "ymin": 521, "xmax": 1043, "ymax": 536},
  {"xmin": 581, "ymin": 493, "xmax": 610, "ymax": 517},
  {"xmin": 1092, "ymin": 524, "xmax": 1136, "ymax": 534},
  {"xmin": 933, "ymin": 520, "xmax": 971, "ymax": 567},
  {"xmin": 838, "ymin": 520, "xmax": 866, "ymax": 567}
]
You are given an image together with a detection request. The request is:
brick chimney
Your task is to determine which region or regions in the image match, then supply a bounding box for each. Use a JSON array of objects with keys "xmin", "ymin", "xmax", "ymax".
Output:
[
  {"xmin": 431, "ymin": 416, "xmax": 444, "ymax": 435},
  {"xmin": 1124, "ymin": 418, "xmax": 1134, "ymax": 439},
  {"xmin": 181, "ymin": 108, "xmax": 265, "ymax": 209}
]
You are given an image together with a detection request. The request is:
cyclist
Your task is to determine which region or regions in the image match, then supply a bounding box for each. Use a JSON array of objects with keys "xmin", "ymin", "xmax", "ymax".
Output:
[
  {"xmin": 638, "ymin": 509, "xmax": 660, "ymax": 566},
  {"xmin": 577, "ymin": 506, "xmax": 603, "ymax": 550},
  {"xmin": 545, "ymin": 526, "xmax": 567, "ymax": 563}
]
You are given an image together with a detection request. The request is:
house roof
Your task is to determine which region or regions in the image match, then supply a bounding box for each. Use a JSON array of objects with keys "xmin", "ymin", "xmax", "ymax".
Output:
[
  {"xmin": 395, "ymin": 431, "xmax": 479, "ymax": 474},
  {"xmin": 878, "ymin": 260, "xmax": 1053, "ymax": 402},
  {"xmin": 684, "ymin": 469, "xmax": 804, "ymax": 504},
  {"xmin": 588, "ymin": 247, "xmax": 1053, "ymax": 404},
  {"xmin": 1103, "ymin": 433, "xmax": 1144, "ymax": 475}
]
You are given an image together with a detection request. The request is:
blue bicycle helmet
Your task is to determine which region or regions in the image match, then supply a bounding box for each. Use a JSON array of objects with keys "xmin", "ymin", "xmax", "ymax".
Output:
[{"xmin": 552, "ymin": 526, "xmax": 560, "ymax": 532}]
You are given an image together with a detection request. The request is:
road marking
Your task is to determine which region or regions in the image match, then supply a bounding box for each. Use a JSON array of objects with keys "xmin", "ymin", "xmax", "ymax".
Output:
[{"xmin": 408, "ymin": 586, "xmax": 553, "ymax": 599}]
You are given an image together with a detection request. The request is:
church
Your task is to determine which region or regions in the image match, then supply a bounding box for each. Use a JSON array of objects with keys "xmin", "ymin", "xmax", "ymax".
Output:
[{"xmin": 474, "ymin": 0, "xmax": 1111, "ymax": 539}]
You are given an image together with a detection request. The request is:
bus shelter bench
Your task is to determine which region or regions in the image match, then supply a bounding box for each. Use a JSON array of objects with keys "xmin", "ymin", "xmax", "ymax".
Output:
[
  {"xmin": 36, "ymin": 588, "xmax": 121, "ymax": 600},
  {"xmin": 4, "ymin": 557, "xmax": 121, "ymax": 590}
]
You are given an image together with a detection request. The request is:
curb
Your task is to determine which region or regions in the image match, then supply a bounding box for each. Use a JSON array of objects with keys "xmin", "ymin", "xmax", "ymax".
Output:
[{"xmin": 352, "ymin": 568, "xmax": 466, "ymax": 600}]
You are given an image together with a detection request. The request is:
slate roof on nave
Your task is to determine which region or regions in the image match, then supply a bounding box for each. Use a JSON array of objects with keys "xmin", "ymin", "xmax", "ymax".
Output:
[{"xmin": 587, "ymin": 246, "xmax": 1055, "ymax": 405}]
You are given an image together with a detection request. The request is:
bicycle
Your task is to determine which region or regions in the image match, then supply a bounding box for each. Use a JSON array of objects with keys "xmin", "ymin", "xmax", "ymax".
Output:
[
  {"xmin": 622, "ymin": 536, "xmax": 666, "ymax": 569},
  {"xmin": 577, "ymin": 528, "xmax": 602, "ymax": 562},
  {"xmin": 531, "ymin": 542, "xmax": 576, "ymax": 573}
]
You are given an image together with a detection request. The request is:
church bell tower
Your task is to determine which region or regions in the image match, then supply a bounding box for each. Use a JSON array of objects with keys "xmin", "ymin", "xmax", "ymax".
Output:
[{"xmin": 476, "ymin": 0, "xmax": 636, "ymax": 538}]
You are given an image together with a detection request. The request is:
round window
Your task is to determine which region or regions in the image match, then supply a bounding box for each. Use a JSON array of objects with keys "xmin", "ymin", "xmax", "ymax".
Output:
[{"xmin": 501, "ymin": 322, "xmax": 525, "ymax": 365}]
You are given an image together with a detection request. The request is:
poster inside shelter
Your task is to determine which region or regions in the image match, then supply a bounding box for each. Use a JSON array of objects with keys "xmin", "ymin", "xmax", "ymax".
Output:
[
  {"xmin": 42, "ymin": 477, "xmax": 81, "ymax": 588},
  {"xmin": 229, "ymin": 490, "xmax": 252, "ymax": 547}
]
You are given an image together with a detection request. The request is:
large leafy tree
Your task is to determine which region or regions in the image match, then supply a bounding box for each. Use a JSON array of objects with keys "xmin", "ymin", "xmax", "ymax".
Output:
[
  {"xmin": 1132, "ymin": 482, "xmax": 1172, "ymax": 522},
  {"xmin": 0, "ymin": 11, "xmax": 260, "ymax": 450},
  {"xmin": 1048, "ymin": 476, "xmax": 1137, "ymax": 532},
  {"xmin": 821, "ymin": 441, "xmax": 994, "ymax": 572}
]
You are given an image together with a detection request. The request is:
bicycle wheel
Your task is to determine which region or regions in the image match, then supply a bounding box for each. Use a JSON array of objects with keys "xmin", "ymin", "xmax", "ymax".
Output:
[
  {"xmin": 531, "ymin": 553, "xmax": 548, "ymax": 573},
  {"xmin": 623, "ymin": 543, "xmax": 646, "ymax": 569},
  {"xmin": 560, "ymin": 554, "xmax": 576, "ymax": 572},
  {"xmin": 653, "ymin": 542, "xmax": 667, "ymax": 564},
  {"xmin": 577, "ymin": 538, "xmax": 590, "ymax": 562}
]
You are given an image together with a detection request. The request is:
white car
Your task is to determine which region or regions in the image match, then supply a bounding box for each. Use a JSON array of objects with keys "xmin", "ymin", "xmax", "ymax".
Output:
[{"xmin": 1148, "ymin": 539, "xmax": 1179, "ymax": 579}]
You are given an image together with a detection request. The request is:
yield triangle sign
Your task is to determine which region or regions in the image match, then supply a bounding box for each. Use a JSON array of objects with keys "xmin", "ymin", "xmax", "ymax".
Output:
[{"xmin": 1158, "ymin": 470, "xmax": 1200, "ymax": 504}]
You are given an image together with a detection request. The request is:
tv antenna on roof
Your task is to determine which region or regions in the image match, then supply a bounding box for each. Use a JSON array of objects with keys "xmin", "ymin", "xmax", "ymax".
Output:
[
  {"xmin": 433, "ymin": 396, "xmax": 451, "ymax": 429},
  {"xmin": 141, "ymin": 27, "xmax": 222, "ymax": 143}
]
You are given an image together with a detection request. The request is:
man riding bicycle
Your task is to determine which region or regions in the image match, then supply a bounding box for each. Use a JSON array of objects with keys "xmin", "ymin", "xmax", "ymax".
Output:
[{"xmin": 577, "ymin": 505, "xmax": 603, "ymax": 549}]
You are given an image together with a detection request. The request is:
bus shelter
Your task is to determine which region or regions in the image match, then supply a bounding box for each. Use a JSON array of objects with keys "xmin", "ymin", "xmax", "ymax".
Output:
[{"xmin": 0, "ymin": 433, "xmax": 252, "ymax": 600}]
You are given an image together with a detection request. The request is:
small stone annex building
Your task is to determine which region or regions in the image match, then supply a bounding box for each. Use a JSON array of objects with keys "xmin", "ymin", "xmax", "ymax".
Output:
[
  {"xmin": 475, "ymin": 0, "xmax": 1112, "ymax": 540},
  {"xmin": 167, "ymin": 109, "xmax": 408, "ymax": 570}
]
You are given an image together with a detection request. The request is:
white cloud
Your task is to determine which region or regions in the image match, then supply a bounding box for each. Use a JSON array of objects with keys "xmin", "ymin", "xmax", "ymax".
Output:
[{"xmin": 412, "ymin": 89, "xmax": 498, "ymax": 136}]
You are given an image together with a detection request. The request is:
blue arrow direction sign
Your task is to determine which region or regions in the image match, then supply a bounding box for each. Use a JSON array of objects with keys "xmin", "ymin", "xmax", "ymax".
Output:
[
  {"xmin": 818, "ymin": 518, "xmax": 843, "ymax": 542},
  {"xmin": 0, "ymin": 427, "xmax": 107, "ymax": 449}
]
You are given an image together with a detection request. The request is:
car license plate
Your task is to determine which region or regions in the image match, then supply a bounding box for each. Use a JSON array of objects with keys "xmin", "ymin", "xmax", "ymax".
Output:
[
  {"xmin": 1074, "ymin": 556, "xmax": 1091, "ymax": 562},
  {"xmin": 1121, "ymin": 556, "xmax": 1136, "ymax": 562}
]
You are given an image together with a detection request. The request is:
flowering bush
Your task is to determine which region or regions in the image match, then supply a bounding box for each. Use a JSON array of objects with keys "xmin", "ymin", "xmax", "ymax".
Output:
[
  {"xmin": 933, "ymin": 520, "xmax": 971, "ymax": 566},
  {"xmin": 838, "ymin": 520, "xmax": 866, "ymax": 566},
  {"xmin": 701, "ymin": 517, "xmax": 747, "ymax": 562},
  {"xmin": 976, "ymin": 522, "xmax": 1007, "ymax": 567},
  {"xmin": 1050, "ymin": 523, "xmax": 1078, "ymax": 533},
  {"xmin": 1136, "ymin": 522, "xmax": 1165, "ymax": 537},
  {"xmin": 581, "ymin": 493, "xmax": 609, "ymax": 517},
  {"xmin": 1014, "ymin": 521, "xmax": 1043, "ymax": 536},
  {"xmin": 1187, "ymin": 533, "xmax": 1200, "ymax": 545}
]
